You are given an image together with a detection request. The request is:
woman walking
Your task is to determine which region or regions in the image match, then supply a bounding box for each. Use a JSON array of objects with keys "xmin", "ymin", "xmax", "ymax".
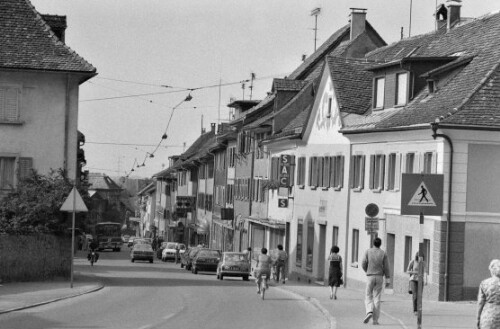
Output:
[
  {"xmin": 328, "ymin": 246, "xmax": 343, "ymax": 300},
  {"xmin": 407, "ymin": 252, "xmax": 427, "ymax": 315},
  {"xmin": 477, "ymin": 259, "xmax": 500, "ymax": 329}
]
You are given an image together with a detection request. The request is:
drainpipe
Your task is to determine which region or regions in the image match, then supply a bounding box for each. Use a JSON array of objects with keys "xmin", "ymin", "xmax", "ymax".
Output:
[
  {"xmin": 430, "ymin": 118, "xmax": 453, "ymax": 302},
  {"xmin": 208, "ymin": 150, "xmax": 217, "ymax": 249},
  {"xmin": 64, "ymin": 74, "xmax": 70, "ymax": 176},
  {"xmin": 343, "ymin": 143, "xmax": 353, "ymax": 286}
]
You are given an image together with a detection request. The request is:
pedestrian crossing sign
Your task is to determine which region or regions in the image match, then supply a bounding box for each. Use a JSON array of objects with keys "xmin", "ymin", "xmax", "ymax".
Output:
[
  {"xmin": 401, "ymin": 174, "xmax": 443, "ymax": 216},
  {"xmin": 408, "ymin": 182, "xmax": 436, "ymax": 207}
]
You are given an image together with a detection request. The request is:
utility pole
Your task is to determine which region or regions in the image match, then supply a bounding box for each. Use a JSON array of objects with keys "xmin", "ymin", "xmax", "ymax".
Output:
[
  {"xmin": 311, "ymin": 7, "xmax": 321, "ymax": 52},
  {"xmin": 249, "ymin": 73, "xmax": 256, "ymax": 100}
]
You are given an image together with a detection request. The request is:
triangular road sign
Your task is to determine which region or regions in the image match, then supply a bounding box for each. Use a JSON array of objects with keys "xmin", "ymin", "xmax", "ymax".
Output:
[
  {"xmin": 60, "ymin": 187, "xmax": 88, "ymax": 212},
  {"xmin": 408, "ymin": 181, "xmax": 436, "ymax": 207}
]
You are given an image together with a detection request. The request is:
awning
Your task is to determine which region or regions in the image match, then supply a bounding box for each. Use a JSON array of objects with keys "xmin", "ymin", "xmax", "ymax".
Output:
[{"xmin": 246, "ymin": 217, "xmax": 286, "ymax": 230}]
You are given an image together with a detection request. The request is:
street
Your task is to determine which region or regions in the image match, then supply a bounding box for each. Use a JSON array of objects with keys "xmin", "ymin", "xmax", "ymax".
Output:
[{"xmin": 0, "ymin": 249, "xmax": 329, "ymax": 329}]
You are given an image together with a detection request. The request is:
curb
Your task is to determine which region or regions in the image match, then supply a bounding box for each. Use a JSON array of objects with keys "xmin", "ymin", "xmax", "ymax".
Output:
[
  {"xmin": 0, "ymin": 283, "xmax": 105, "ymax": 315},
  {"xmin": 276, "ymin": 285, "xmax": 337, "ymax": 329}
]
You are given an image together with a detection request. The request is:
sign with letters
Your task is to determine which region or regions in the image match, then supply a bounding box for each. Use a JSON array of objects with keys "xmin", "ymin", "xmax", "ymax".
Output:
[
  {"xmin": 279, "ymin": 154, "xmax": 292, "ymax": 187},
  {"xmin": 278, "ymin": 199, "xmax": 288, "ymax": 208}
]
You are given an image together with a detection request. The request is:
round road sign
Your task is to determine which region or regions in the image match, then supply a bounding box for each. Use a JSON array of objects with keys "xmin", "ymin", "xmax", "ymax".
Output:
[{"xmin": 365, "ymin": 203, "xmax": 379, "ymax": 217}]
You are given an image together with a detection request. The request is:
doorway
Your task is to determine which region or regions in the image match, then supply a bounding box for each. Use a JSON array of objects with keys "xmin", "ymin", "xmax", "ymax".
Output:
[
  {"xmin": 317, "ymin": 224, "xmax": 326, "ymax": 282},
  {"xmin": 386, "ymin": 233, "xmax": 395, "ymax": 289}
]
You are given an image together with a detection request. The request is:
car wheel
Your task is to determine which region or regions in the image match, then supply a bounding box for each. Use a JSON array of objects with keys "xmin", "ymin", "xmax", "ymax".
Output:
[
  {"xmin": 180, "ymin": 263, "xmax": 184, "ymax": 268},
  {"xmin": 243, "ymin": 275, "xmax": 249, "ymax": 281},
  {"xmin": 149, "ymin": 259, "xmax": 153, "ymax": 263},
  {"xmin": 117, "ymin": 248, "xmax": 121, "ymax": 252},
  {"xmin": 220, "ymin": 274, "xmax": 223, "ymax": 280},
  {"xmin": 187, "ymin": 264, "xmax": 191, "ymax": 271},
  {"xmin": 131, "ymin": 258, "xmax": 135, "ymax": 262}
]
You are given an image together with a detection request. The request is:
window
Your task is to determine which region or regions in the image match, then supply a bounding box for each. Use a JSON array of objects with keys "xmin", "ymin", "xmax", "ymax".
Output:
[
  {"xmin": 226, "ymin": 184, "xmax": 234, "ymax": 205},
  {"xmin": 369, "ymin": 154, "xmax": 385, "ymax": 191},
  {"xmin": 386, "ymin": 153, "xmax": 401, "ymax": 191},
  {"xmin": 405, "ymin": 153, "xmax": 415, "ymax": 173},
  {"xmin": 396, "ymin": 73, "xmax": 408, "ymax": 106},
  {"xmin": 351, "ymin": 229, "xmax": 359, "ymax": 264},
  {"xmin": 350, "ymin": 155, "xmax": 365, "ymax": 190},
  {"xmin": 0, "ymin": 86, "xmax": 20, "ymax": 122},
  {"xmin": 270, "ymin": 157, "xmax": 280, "ymax": 183},
  {"xmin": 404, "ymin": 236, "xmax": 412, "ymax": 271},
  {"xmin": 254, "ymin": 132, "xmax": 267, "ymax": 159},
  {"xmin": 327, "ymin": 97, "xmax": 332, "ymax": 118},
  {"xmin": 0, "ymin": 157, "xmax": 15, "ymax": 190},
  {"xmin": 198, "ymin": 193, "xmax": 205, "ymax": 209},
  {"xmin": 374, "ymin": 77, "xmax": 385, "ymax": 109},
  {"xmin": 423, "ymin": 152, "xmax": 436, "ymax": 174},
  {"xmin": 330, "ymin": 155, "xmax": 344, "ymax": 189},
  {"xmin": 332, "ymin": 226, "xmax": 339, "ymax": 248},
  {"xmin": 296, "ymin": 221, "xmax": 303, "ymax": 267},
  {"xmin": 306, "ymin": 220, "xmax": 314, "ymax": 270},
  {"xmin": 321, "ymin": 157, "xmax": 330, "ymax": 188},
  {"xmin": 297, "ymin": 157, "xmax": 306, "ymax": 186},
  {"xmin": 309, "ymin": 157, "xmax": 319, "ymax": 188}
]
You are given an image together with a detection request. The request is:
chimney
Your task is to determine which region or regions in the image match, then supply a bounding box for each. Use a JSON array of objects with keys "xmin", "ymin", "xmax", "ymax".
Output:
[
  {"xmin": 435, "ymin": 4, "xmax": 448, "ymax": 30},
  {"xmin": 211, "ymin": 123, "xmax": 216, "ymax": 133},
  {"xmin": 41, "ymin": 14, "xmax": 67, "ymax": 43},
  {"xmin": 349, "ymin": 8, "xmax": 367, "ymax": 40},
  {"xmin": 446, "ymin": 0, "xmax": 462, "ymax": 30}
]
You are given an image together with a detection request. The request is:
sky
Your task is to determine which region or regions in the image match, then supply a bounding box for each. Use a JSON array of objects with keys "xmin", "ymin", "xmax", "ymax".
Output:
[{"xmin": 30, "ymin": 0, "xmax": 500, "ymax": 179}]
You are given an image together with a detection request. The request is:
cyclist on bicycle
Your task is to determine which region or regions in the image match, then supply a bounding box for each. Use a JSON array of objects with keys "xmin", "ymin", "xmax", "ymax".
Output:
[{"xmin": 254, "ymin": 247, "xmax": 273, "ymax": 294}]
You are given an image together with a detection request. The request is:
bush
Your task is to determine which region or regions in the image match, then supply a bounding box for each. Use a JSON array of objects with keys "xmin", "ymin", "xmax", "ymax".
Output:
[{"xmin": 0, "ymin": 169, "xmax": 90, "ymax": 234}]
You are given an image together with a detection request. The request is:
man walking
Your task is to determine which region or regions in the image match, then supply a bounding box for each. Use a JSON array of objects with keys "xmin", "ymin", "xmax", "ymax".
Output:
[{"xmin": 361, "ymin": 237, "xmax": 391, "ymax": 325}]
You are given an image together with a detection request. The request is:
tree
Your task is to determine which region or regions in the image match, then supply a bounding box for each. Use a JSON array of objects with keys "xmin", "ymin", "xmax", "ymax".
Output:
[{"xmin": 0, "ymin": 169, "xmax": 90, "ymax": 234}]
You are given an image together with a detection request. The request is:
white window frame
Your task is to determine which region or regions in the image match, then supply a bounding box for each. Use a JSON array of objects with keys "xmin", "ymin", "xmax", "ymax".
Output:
[
  {"xmin": 330, "ymin": 155, "xmax": 344, "ymax": 190},
  {"xmin": 374, "ymin": 77, "xmax": 385, "ymax": 109},
  {"xmin": 369, "ymin": 154, "xmax": 385, "ymax": 191},
  {"xmin": 395, "ymin": 72, "xmax": 408, "ymax": 106},
  {"xmin": 386, "ymin": 153, "xmax": 401, "ymax": 191},
  {"xmin": 350, "ymin": 155, "xmax": 365, "ymax": 191}
]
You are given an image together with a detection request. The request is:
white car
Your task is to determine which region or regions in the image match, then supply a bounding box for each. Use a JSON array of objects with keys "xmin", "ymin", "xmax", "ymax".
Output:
[{"xmin": 161, "ymin": 242, "xmax": 186, "ymax": 262}]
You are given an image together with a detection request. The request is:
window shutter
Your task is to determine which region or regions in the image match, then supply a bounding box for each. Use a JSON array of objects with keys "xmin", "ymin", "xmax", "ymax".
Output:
[
  {"xmin": 349, "ymin": 156, "xmax": 355, "ymax": 188},
  {"xmin": 5, "ymin": 88, "xmax": 19, "ymax": 121},
  {"xmin": 329, "ymin": 156, "xmax": 335, "ymax": 188},
  {"xmin": 381, "ymin": 154, "xmax": 386, "ymax": 190},
  {"xmin": 431, "ymin": 151, "xmax": 438, "ymax": 173},
  {"xmin": 340, "ymin": 156, "xmax": 345, "ymax": 188},
  {"xmin": 360, "ymin": 155, "xmax": 365, "ymax": 189},
  {"xmin": 395, "ymin": 153, "xmax": 402, "ymax": 190},
  {"xmin": 309, "ymin": 157, "xmax": 313, "ymax": 186},
  {"xmin": 384, "ymin": 155, "xmax": 390, "ymax": 190},
  {"xmin": 18, "ymin": 157, "xmax": 33, "ymax": 180},
  {"xmin": 369, "ymin": 155, "xmax": 375, "ymax": 190}
]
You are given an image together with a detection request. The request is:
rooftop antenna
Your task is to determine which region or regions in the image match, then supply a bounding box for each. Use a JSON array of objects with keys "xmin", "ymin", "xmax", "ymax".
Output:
[
  {"xmin": 201, "ymin": 114, "xmax": 204, "ymax": 134},
  {"xmin": 408, "ymin": 0, "xmax": 413, "ymax": 37},
  {"xmin": 249, "ymin": 72, "xmax": 256, "ymax": 100},
  {"xmin": 311, "ymin": 7, "xmax": 321, "ymax": 52}
]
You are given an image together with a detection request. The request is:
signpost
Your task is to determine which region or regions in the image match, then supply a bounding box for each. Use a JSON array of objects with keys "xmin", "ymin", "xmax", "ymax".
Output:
[
  {"xmin": 401, "ymin": 174, "xmax": 444, "ymax": 329},
  {"xmin": 60, "ymin": 186, "xmax": 88, "ymax": 288},
  {"xmin": 364, "ymin": 203, "xmax": 379, "ymax": 246}
]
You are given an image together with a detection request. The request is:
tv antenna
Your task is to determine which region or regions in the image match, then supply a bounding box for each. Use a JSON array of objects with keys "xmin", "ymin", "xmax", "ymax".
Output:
[{"xmin": 311, "ymin": 7, "xmax": 321, "ymax": 52}]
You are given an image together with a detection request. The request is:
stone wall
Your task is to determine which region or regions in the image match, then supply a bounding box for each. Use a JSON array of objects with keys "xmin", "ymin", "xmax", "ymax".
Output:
[{"xmin": 0, "ymin": 234, "xmax": 71, "ymax": 282}]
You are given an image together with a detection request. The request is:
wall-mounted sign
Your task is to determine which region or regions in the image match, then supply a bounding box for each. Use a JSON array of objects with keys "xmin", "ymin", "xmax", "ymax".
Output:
[
  {"xmin": 278, "ymin": 199, "xmax": 288, "ymax": 208},
  {"xmin": 279, "ymin": 154, "xmax": 292, "ymax": 187}
]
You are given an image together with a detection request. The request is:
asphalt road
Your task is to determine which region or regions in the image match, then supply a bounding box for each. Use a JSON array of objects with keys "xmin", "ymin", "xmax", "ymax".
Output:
[{"xmin": 0, "ymin": 249, "xmax": 329, "ymax": 329}]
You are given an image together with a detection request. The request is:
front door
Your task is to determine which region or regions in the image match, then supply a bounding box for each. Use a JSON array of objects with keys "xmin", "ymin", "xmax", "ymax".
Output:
[
  {"xmin": 317, "ymin": 224, "xmax": 326, "ymax": 281},
  {"xmin": 386, "ymin": 233, "xmax": 395, "ymax": 289}
]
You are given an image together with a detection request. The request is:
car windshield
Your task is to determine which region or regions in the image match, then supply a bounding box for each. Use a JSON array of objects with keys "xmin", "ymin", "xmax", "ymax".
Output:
[
  {"xmin": 134, "ymin": 244, "xmax": 152, "ymax": 251},
  {"xmin": 166, "ymin": 243, "xmax": 177, "ymax": 249},
  {"xmin": 197, "ymin": 250, "xmax": 220, "ymax": 257},
  {"xmin": 225, "ymin": 254, "xmax": 247, "ymax": 262}
]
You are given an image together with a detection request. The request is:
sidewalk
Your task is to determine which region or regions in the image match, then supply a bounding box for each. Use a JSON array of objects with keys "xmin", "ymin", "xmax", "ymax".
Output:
[
  {"xmin": 276, "ymin": 278, "xmax": 477, "ymax": 329},
  {"xmin": 0, "ymin": 273, "xmax": 103, "ymax": 315}
]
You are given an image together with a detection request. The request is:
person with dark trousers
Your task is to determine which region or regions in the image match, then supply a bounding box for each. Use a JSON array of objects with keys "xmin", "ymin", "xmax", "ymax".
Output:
[{"xmin": 275, "ymin": 244, "xmax": 288, "ymax": 284}]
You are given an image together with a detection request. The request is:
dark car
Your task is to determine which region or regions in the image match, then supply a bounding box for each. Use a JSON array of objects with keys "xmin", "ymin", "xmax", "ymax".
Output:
[
  {"xmin": 130, "ymin": 244, "xmax": 154, "ymax": 263},
  {"xmin": 216, "ymin": 252, "xmax": 251, "ymax": 281},
  {"xmin": 181, "ymin": 247, "xmax": 200, "ymax": 270},
  {"xmin": 191, "ymin": 249, "xmax": 221, "ymax": 274}
]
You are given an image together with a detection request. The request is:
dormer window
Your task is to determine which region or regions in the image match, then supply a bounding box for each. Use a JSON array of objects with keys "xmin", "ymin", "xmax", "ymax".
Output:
[
  {"xmin": 428, "ymin": 80, "xmax": 436, "ymax": 93},
  {"xmin": 395, "ymin": 72, "xmax": 408, "ymax": 106},
  {"xmin": 327, "ymin": 97, "xmax": 332, "ymax": 118},
  {"xmin": 374, "ymin": 77, "xmax": 385, "ymax": 109}
]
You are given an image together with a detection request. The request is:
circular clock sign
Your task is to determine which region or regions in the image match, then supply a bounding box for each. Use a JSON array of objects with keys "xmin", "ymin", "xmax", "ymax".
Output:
[{"xmin": 365, "ymin": 203, "xmax": 379, "ymax": 218}]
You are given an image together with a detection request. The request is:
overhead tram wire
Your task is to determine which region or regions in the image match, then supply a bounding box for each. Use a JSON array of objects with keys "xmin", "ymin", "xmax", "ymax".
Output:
[{"xmin": 80, "ymin": 72, "xmax": 289, "ymax": 103}]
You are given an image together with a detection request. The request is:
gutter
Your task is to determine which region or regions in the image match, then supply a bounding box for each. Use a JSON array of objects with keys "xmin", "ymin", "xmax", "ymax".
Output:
[
  {"xmin": 343, "ymin": 142, "xmax": 353, "ymax": 287},
  {"xmin": 431, "ymin": 120, "xmax": 453, "ymax": 302}
]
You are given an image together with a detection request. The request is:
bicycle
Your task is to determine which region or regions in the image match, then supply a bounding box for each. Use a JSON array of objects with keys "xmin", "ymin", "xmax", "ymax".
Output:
[{"xmin": 88, "ymin": 250, "xmax": 98, "ymax": 266}]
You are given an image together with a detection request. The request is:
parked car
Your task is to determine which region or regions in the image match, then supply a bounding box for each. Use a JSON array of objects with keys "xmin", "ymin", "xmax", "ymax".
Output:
[
  {"xmin": 216, "ymin": 252, "xmax": 250, "ymax": 281},
  {"xmin": 181, "ymin": 246, "xmax": 201, "ymax": 270},
  {"xmin": 130, "ymin": 244, "xmax": 154, "ymax": 263},
  {"xmin": 133, "ymin": 238, "xmax": 152, "ymax": 246},
  {"xmin": 191, "ymin": 248, "xmax": 221, "ymax": 274},
  {"xmin": 161, "ymin": 242, "xmax": 186, "ymax": 261},
  {"xmin": 156, "ymin": 242, "xmax": 169, "ymax": 259}
]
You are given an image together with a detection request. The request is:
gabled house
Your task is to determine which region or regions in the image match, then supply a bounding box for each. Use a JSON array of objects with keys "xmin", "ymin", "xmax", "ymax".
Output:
[{"xmin": 0, "ymin": 0, "xmax": 96, "ymax": 198}]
